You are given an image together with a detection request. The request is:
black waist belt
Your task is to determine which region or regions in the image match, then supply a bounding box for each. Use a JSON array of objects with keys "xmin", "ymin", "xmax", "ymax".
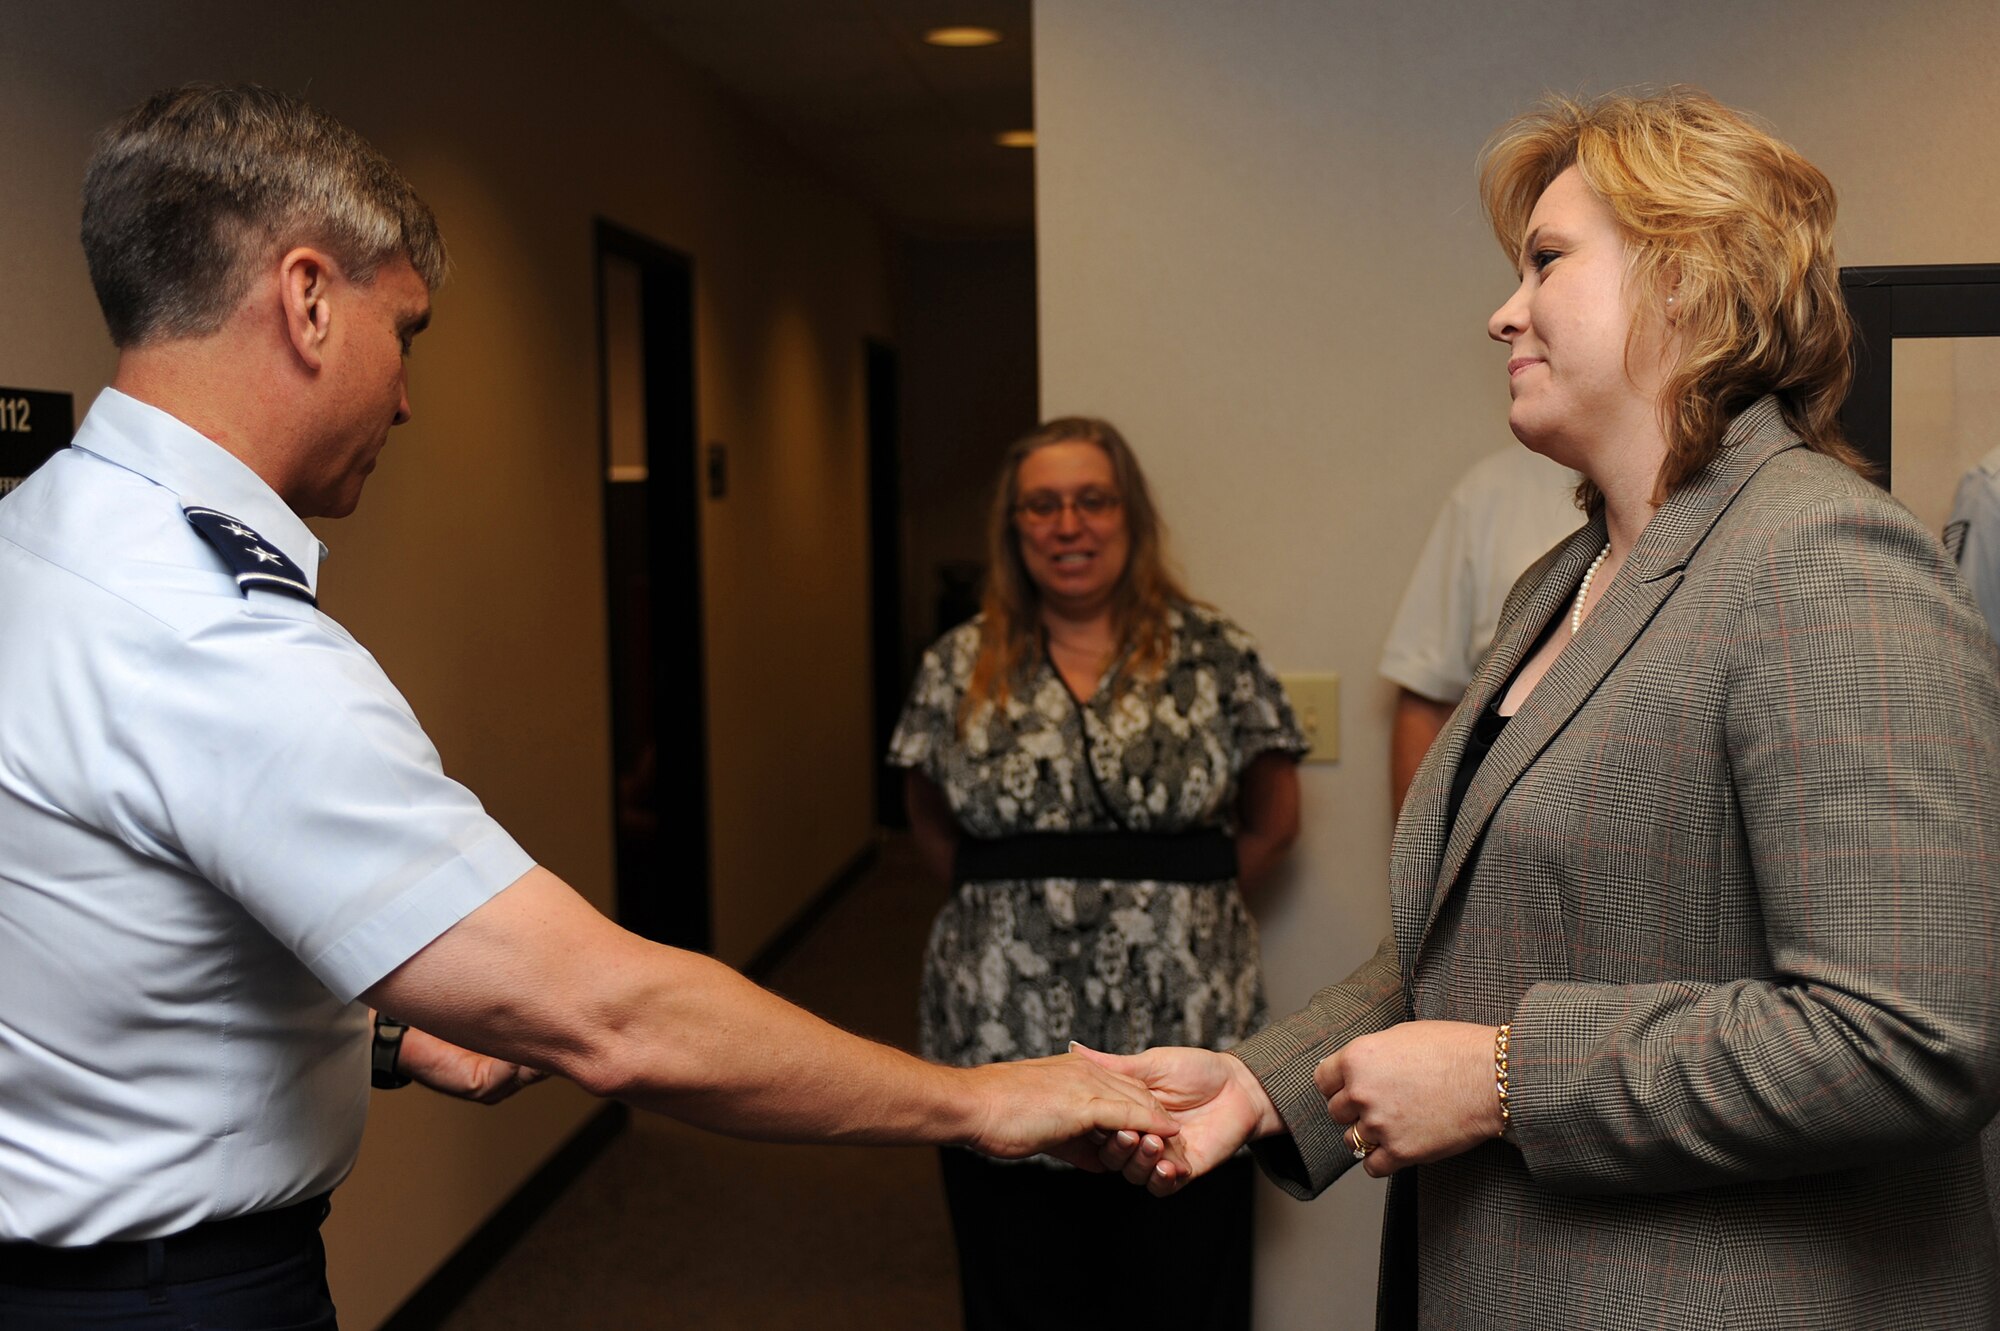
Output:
[
  {"xmin": 0, "ymin": 1192, "xmax": 331, "ymax": 1290},
  {"xmin": 953, "ymin": 830, "xmax": 1237, "ymax": 885}
]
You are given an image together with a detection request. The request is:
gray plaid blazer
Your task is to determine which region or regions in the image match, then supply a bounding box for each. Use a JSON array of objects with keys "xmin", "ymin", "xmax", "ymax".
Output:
[{"xmin": 1236, "ymin": 398, "xmax": 2000, "ymax": 1329}]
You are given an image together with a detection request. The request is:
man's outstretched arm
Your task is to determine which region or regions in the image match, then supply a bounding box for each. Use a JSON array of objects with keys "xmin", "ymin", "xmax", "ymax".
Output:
[{"xmin": 364, "ymin": 867, "xmax": 1176, "ymax": 1163}]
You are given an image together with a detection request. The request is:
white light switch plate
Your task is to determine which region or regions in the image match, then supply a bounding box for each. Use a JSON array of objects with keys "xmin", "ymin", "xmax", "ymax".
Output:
[{"xmin": 1280, "ymin": 673, "xmax": 1339, "ymax": 763}]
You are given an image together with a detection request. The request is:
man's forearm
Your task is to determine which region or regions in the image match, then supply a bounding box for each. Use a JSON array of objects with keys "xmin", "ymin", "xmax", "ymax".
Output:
[
  {"xmin": 1390, "ymin": 689, "xmax": 1456, "ymax": 816},
  {"xmin": 367, "ymin": 870, "xmax": 974, "ymax": 1141},
  {"xmin": 364, "ymin": 867, "xmax": 1172, "ymax": 1157},
  {"xmin": 562, "ymin": 947, "xmax": 983, "ymax": 1145}
]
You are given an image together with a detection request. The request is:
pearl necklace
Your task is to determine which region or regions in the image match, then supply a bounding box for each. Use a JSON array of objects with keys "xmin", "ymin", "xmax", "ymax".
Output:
[{"xmin": 1571, "ymin": 543, "xmax": 1611, "ymax": 634}]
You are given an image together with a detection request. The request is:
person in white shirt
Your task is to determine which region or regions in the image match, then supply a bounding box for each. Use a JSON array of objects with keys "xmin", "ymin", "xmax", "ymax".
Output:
[
  {"xmin": 1943, "ymin": 449, "xmax": 2000, "ymax": 1247},
  {"xmin": 1379, "ymin": 446, "xmax": 1580, "ymax": 813},
  {"xmin": 0, "ymin": 83, "xmax": 1173, "ymax": 1329},
  {"xmin": 1946, "ymin": 445, "xmax": 2000, "ymax": 642}
]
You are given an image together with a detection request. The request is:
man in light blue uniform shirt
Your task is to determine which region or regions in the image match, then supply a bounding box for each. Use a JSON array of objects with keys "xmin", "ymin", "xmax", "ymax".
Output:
[
  {"xmin": 0, "ymin": 85, "xmax": 1176, "ymax": 1328},
  {"xmin": 1947, "ymin": 445, "xmax": 2000, "ymax": 643}
]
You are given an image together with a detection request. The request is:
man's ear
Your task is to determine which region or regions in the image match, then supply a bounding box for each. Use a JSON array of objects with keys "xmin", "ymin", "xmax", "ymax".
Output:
[{"xmin": 280, "ymin": 247, "xmax": 337, "ymax": 371}]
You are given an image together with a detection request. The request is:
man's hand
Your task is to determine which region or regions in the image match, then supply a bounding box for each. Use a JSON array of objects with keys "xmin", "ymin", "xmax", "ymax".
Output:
[
  {"xmin": 397, "ymin": 1026, "xmax": 548, "ymax": 1105},
  {"xmin": 1071, "ymin": 1044, "xmax": 1283, "ymax": 1196},
  {"xmin": 1315, "ymin": 1020, "xmax": 1499, "ymax": 1177},
  {"xmin": 957, "ymin": 1052, "xmax": 1181, "ymax": 1169}
]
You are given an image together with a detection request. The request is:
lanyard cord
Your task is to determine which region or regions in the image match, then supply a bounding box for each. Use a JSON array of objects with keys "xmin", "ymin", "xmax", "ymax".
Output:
[{"xmin": 1044, "ymin": 639, "xmax": 1134, "ymax": 832}]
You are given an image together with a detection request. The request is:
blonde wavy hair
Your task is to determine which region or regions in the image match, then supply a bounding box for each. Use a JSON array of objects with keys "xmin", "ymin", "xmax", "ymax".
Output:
[
  {"xmin": 961, "ymin": 418, "xmax": 1192, "ymax": 725},
  {"xmin": 1478, "ymin": 86, "xmax": 1867, "ymax": 506}
]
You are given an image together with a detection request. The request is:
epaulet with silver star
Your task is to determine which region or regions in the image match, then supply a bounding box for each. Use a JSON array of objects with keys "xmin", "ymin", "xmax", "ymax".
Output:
[{"xmin": 183, "ymin": 506, "xmax": 317, "ymax": 606}]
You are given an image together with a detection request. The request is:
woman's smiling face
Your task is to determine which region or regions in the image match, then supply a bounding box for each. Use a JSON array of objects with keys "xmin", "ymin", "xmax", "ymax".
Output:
[
  {"xmin": 1487, "ymin": 165, "xmax": 1672, "ymax": 469},
  {"xmin": 1012, "ymin": 441, "xmax": 1130, "ymax": 618}
]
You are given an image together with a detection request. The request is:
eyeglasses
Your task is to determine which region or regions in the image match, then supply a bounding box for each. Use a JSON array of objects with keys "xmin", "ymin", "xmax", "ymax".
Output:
[{"xmin": 1015, "ymin": 488, "xmax": 1122, "ymax": 525}]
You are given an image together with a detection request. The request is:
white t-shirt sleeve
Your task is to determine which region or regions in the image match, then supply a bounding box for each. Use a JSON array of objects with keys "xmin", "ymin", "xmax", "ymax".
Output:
[
  {"xmin": 98, "ymin": 601, "xmax": 534, "ymax": 1002},
  {"xmin": 1380, "ymin": 450, "xmax": 1582, "ymax": 704},
  {"xmin": 1380, "ymin": 490, "xmax": 1481, "ymax": 703}
]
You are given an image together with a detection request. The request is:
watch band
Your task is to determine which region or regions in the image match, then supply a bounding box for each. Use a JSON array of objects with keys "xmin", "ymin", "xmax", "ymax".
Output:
[{"xmin": 371, "ymin": 1014, "xmax": 413, "ymax": 1090}]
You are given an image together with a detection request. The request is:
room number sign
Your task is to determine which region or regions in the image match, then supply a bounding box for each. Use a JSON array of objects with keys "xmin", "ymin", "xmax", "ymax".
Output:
[{"xmin": 0, "ymin": 386, "xmax": 74, "ymax": 496}]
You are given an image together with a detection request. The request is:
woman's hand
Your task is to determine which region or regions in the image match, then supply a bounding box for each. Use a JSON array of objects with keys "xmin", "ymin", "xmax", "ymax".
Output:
[
  {"xmin": 1315, "ymin": 1020, "xmax": 1501, "ymax": 1177},
  {"xmin": 1071, "ymin": 1043, "xmax": 1284, "ymax": 1196}
]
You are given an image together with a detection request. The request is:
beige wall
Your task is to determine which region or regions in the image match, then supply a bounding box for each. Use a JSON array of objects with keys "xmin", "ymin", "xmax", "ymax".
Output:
[
  {"xmin": 1032, "ymin": 2, "xmax": 2000, "ymax": 1326},
  {"xmin": 0, "ymin": 3, "xmax": 887, "ymax": 1326}
]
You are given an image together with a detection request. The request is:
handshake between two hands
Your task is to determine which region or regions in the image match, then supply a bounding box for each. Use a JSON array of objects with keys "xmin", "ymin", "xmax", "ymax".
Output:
[{"xmin": 972, "ymin": 1020, "xmax": 1503, "ymax": 1196}]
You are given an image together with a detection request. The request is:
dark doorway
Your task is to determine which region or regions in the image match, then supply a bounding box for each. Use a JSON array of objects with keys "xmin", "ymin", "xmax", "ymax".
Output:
[
  {"xmin": 595, "ymin": 221, "xmax": 710, "ymax": 952},
  {"xmin": 1840, "ymin": 263, "xmax": 2000, "ymax": 483},
  {"xmin": 866, "ymin": 338, "xmax": 908, "ymax": 828}
]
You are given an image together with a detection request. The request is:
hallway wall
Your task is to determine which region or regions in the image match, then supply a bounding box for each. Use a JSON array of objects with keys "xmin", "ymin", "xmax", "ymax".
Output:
[
  {"xmin": 0, "ymin": 4, "xmax": 889, "ymax": 1326},
  {"xmin": 1031, "ymin": 2, "xmax": 2000, "ymax": 1326}
]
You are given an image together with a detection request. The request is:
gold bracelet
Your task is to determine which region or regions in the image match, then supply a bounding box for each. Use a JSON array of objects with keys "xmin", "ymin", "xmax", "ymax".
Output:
[{"xmin": 1494, "ymin": 1023, "xmax": 1512, "ymax": 1136}]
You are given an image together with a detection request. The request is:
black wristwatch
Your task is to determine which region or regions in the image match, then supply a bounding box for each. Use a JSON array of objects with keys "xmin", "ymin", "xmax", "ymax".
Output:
[{"xmin": 371, "ymin": 1014, "xmax": 413, "ymax": 1090}]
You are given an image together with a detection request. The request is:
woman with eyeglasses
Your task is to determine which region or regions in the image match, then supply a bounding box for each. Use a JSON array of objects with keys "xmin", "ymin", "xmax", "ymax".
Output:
[{"xmin": 889, "ymin": 416, "xmax": 1306, "ymax": 1330}]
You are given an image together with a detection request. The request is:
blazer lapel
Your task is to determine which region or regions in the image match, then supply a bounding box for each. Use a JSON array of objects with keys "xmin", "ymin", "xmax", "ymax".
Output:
[
  {"xmin": 1408, "ymin": 399, "xmax": 1808, "ymax": 952},
  {"xmin": 1389, "ymin": 522, "xmax": 1599, "ymax": 965}
]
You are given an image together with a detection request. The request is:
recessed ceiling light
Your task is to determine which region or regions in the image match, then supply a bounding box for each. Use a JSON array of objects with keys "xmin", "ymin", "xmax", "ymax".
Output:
[
  {"xmin": 924, "ymin": 26, "xmax": 1003, "ymax": 47},
  {"xmin": 995, "ymin": 129, "xmax": 1035, "ymax": 149}
]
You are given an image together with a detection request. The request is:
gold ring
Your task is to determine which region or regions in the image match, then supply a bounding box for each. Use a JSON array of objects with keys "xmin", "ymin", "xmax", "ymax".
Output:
[{"xmin": 1345, "ymin": 1124, "xmax": 1375, "ymax": 1159}]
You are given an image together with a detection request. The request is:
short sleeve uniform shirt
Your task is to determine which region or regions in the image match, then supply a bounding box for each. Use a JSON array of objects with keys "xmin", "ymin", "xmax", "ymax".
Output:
[
  {"xmin": 0, "ymin": 389, "xmax": 533, "ymax": 1244},
  {"xmin": 1947, "ymin": 444, "xmax": 2000, "ymax": 645}
]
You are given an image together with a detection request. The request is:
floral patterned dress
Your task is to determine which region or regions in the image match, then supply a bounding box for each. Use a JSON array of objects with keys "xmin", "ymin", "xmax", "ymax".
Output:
[{"xmin": 889, "ymin": 603, "xmax": 1307, "ymax": 1076}]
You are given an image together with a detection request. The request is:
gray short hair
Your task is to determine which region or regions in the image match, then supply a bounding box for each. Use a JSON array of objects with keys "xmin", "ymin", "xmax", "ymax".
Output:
[{"xmin": 82, "ymin": 84, "xmax": 448, "ymax": 347}]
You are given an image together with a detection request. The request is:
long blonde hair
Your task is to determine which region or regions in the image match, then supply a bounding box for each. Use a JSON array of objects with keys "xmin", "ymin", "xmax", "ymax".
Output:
[
  {"xmin": 1478, "ymin": 87, "xmax": 1867, "ymax": 509},
  {"xmin": 961, "ymin": 417, "xmax": 1192, "ymax": 725}
]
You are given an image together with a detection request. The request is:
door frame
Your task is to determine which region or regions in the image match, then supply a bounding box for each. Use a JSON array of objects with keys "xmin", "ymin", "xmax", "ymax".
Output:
[{"xmin": 594, "ymin": 219, "xmax": 711, "ymax": 952}]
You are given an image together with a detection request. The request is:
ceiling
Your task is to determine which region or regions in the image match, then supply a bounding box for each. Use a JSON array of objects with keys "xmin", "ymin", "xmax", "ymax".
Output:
[{"xmin": 616, "ymin": 0, "xmax": 1034, "ymax": 237}]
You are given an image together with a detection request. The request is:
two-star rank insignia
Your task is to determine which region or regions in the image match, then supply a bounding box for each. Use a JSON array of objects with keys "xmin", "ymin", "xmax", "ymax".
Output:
[{"xmin": 183, "ymin": 506, "xmax": 317, "ymax": 606}]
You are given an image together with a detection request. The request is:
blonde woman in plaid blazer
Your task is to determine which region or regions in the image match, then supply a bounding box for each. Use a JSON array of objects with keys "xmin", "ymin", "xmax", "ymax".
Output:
[{"xmin": 1083, "ymin": 89, "xmax": 2000, "ymax": 1329}]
